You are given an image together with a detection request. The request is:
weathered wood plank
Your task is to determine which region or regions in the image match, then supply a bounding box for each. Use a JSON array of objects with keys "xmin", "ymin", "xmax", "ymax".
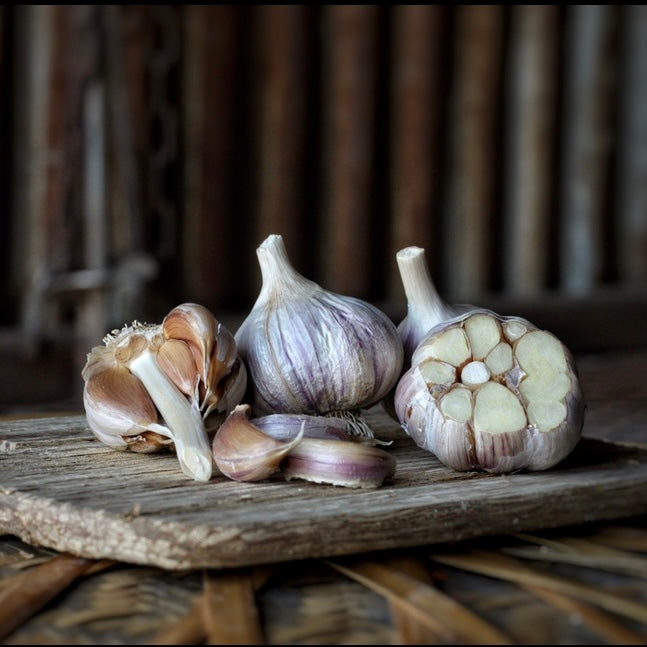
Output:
[{"xmin": 0, "ymin": 409, "xmax": 646, "ymax": 570}]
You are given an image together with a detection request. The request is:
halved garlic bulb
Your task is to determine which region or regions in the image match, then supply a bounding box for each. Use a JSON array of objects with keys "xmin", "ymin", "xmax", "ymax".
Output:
[
  {"xmin": 234, "ymin": 234, "xmax": 404, "ymax": 421},
  {"xmin": 393, "ymin": 247, "xmax": 585, "ymax": 473},
  {"xmin": 82, "ymin": 303, "xmax": 247, "ymax": 481}
]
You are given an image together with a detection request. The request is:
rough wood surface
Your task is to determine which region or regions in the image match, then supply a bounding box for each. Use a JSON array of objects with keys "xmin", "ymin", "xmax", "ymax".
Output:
[{"xmin": 1, "ymin": 408, "xmax": 646, "ymax": 571}]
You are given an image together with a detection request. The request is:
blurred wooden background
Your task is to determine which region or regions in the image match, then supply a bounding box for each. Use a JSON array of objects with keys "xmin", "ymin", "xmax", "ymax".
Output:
[{"xmin": 1, "ymin": 5, "xmax": 646, "ymax": 412}]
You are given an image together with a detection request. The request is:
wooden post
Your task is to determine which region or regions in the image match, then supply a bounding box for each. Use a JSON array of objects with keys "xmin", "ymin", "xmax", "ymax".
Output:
[
  {"xmin": 442, "ymin": 5, "xmax": 504, "ymax": 301},
  {"xmin": 502, "ymin": 5, "xmax": 559, "ymax": 296},
  {"xmin": 319, "ymin": 5, "xmax": 380, "ymax": 297}
]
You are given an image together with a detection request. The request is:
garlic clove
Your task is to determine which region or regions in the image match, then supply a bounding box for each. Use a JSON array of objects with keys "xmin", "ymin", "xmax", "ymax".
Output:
[
  {"xmin": 234, "ymin": 234, "xmax": 404, "ymax": 418},
  {"xmin": 83, "ymin": 359, "xmax": 168, "ymax": 451},
  {"xmin": 162, "ymin": 303, "xmax": 246, "ymax": 416},
  {"xmin": 280, "ymin": 437, "xmax": 396, "ymax": 489},
  {"xmin": 157, "ymin": 338, "xmax": 201, "ymax": 402},
  {"xmin": 162, "ymin": 303, "xmax": 217, "ymax": 387},
  {"xmin": 212, "ymin": 404, "xmax": 304, "ymax": 482},
  {"xmin": 83, "ymin": 347, "xmax": 163, "ymax": 449}
]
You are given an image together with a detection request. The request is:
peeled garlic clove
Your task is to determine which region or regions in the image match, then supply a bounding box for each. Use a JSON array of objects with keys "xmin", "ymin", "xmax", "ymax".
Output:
[
  {"xmin": 280, "ymin": 438, "xmax": 396, "ymax": 489},
  {"xmin": 82, "ymin": 320, "xmax": 213, "ymax": 482},
  {"xmin": 234, "ymin": 234, "xmax": 404, "ymax": 417},
  {"xmin": 213, "ymin": 404, "xmax": 304, "ymax": 482},
  {"xmin": 395, "ymin": 309, "xmax": 585, "ymax": 473}
]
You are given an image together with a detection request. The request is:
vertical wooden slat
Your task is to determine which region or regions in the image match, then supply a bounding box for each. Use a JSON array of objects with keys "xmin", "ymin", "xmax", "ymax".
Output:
[
  {"xmin": 615, "ymin": 5, "xmax": 647, "ymax": 285},
  {"xmin": 181, "ymin": 6, "xmax": 240, "ymax": 310},
  {"xmin": 201, "ymin": 570, "xmax": 265, "ymax": 645},
  {"xmin": 559, "ymin": 5, "xmax": 616, "ymax": 295},
  {"xmin": 250, "ymin": 6, "xmax": 309, "ymax": 272},
  {"xmin": 11, "ymin": 5, "xmax": 56, "ymax": 339},
  {"xmin": 319, "ymin": 5, "xmax": 380, "ymax": 296},
  {"xmin": 503, "ymin": 5, "xmax": 559, "ymax": 296},
  {"xmin": 443, "ymin": 5, "xmax": 504, "ymax": 301},
  {"xmin": 386, "ymin": 5, "xmax": 445, "ymax": 302}
]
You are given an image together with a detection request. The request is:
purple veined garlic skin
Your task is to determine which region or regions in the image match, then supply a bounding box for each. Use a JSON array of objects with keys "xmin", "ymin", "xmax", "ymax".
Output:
[
  {"xmin": 234, "ymin": 234, "xmax": 404, "ymax": 421},
  {"xmin": 391, "ymin": 246, "xmax": 585, "ymax": 473}
]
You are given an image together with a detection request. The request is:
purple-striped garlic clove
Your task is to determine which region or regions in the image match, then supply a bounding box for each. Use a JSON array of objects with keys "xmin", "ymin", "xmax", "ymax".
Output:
[
  {"xmin": 280, "ymin": 437, "xmax": 396, "ymax": 489},
  {"xmin": 212, "ymin": 404, "xmax": 304, "ymax": 482}
]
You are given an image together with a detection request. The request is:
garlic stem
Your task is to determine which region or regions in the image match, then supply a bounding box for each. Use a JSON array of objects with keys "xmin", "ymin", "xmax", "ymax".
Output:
[
  {"xmin": 256, "ymin": 233, "xmax": 312, "ymax": 302},
  {"xmin": 397, "ymin": 247, "xmax": 459, "ymax": 340},
  {"xmin": 128, "ymin": 351, "xmax": 212, "ymax": 482}
]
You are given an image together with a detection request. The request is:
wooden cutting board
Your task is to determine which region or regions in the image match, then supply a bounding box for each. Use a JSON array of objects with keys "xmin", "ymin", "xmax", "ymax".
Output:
[{"xmin": 1, "ymin": 409, "xmax": 646, "ymax": 570}]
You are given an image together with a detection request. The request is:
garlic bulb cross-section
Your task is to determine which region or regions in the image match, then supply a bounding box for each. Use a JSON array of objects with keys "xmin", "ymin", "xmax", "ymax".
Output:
[
  {"xmin": 234, "ymin": 234, "xmax": 404, "ymax": 419},
  {"xmin": 394, "ymin": 309, "xmax": 585, "ymax": 473}
]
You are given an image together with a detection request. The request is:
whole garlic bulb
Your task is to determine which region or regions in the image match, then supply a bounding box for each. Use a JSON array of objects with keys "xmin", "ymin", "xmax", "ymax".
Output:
[
  {"xmin": 234, "ymin": 234, "xmax": 404, "ymax": 419},
  {"xmin": 393, "ymin": 247, "xmax": 586, "ymax": 473}
]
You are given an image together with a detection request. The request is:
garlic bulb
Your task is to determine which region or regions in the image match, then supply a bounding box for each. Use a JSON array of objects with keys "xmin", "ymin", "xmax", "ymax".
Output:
[
  {"xmin": 234, "ymin": 234, "xmax": 404, "ymax": 423},
  {"xmin": 82, "ymin": 303, "xmax": 247, "ymax": 481},
  {"xmin": 393, "ymin": 248, "xmax": 585, "ymax": 473}
]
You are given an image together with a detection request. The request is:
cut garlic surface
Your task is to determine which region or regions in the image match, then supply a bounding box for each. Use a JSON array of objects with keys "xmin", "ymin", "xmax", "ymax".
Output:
[{"xmin": 395, "ymin": 309, "xmax": 585, "ymax": 473}]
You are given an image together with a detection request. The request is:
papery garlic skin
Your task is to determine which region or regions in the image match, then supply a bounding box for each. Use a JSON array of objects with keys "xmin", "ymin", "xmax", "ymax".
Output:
[
  {"xmin": 395, "ymin": 309, "xmax": 585, "ymax": 473},
  {"xmin": 252, "ymin": 413, "xmax": 357, "ymax": 442},
  {"xmin": 235, "ymin": 234, "xmax": 404, "ymax": 418}
]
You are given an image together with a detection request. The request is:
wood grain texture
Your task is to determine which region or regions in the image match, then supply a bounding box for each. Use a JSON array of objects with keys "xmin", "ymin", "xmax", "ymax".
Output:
[{"xmin": 1, "ymin": 408, "xmax": 646, "ymax": 571}]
